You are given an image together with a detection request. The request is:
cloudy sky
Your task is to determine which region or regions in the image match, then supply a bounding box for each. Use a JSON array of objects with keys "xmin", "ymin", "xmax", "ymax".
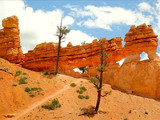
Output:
[{"xmin": 0, "ymin": 0, "xmax": 160, "ymax": 61}]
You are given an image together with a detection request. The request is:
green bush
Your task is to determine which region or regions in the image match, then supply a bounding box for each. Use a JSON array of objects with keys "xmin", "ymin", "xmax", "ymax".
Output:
[
  {"xmin": 19, "ymin": 77, "xmax": 27, "ymax": 84},
  {"xmin": 52, "ymin": 99, "xmax": 60, "ymax": 106},
  {"xmin": 23, "ymin": 72, "xmax": 27, "ymax": 75},
  {"xmin": 104, "ymin": 90, "xmax": 112, "ymax": 95},
  {"xmin": 31, "ymin": 87, "xmax": 43, "ymax": 91},
  {"xmin": 77, "ymin": 86, "xmax": 87, "ymax": 94},
  {"xmin": 78, "ymin": 95, "xmax": 85, "ymax": 99},
  {"xmin": 25, "ymin": 87, "xmax": 31, "ymax": 92},
  {"xmin": 77, "ymin": 90, "xmax": 84, "ymax": 94},
  {"xmin": 15, "ymin": 70, "xmax": 22, "ymax": 77},
  {"xmin": 85, "ymin": 95, "xmax": 90, "ymax": 99},
  {"xmin": 70, "ymin": 83, "xmax": 76, "ymax": 87},
  {"xmin": 43, "ymin": 71, "xmax": 49, "ymax": 75},
  {"xmin": 29, "ymin": 94, "xmax": 35, "ymax": 98},
  {"xmin": 42, "ymin": 104, "xmax": 55, "ymax": 110},
  {"xmin": 42, "ymin": 99, "xmax": 61, "ymax": 110},
  {"xmin": 79, "ymin": 86, "xmax": 87, "ymax": 92},
  {"xmin": 25, "ymin": 87, "xmax": 43, "ymax": 97}
]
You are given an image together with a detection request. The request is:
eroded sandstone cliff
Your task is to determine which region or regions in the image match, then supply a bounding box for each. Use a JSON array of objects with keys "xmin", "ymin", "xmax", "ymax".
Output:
[
  {"xmin": 123, "ymin": 23, "xmax": 159, "ymax": 63},
  {"xmin": 0, "ymin": 16, "xmax": 23, "ymax": 63},
  {"xmin": 23, "ymin": 37, "xmax": 123, "ymax": 78},
  {"xmin": 0, "ymin": 15, "xmax": 160, "ymax": 100},
  {"xmin": 113, "ymin": 60, "xmax": 160, "ymax": 99}
]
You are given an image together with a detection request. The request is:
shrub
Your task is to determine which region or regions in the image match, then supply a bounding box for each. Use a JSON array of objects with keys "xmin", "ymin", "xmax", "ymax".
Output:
[
  {"xmin": 52, "ymin": 99, "xmax": 61, "ymax": 108},
  {"xmin": 78, "ymin": 95, "xmax": 85, "ymax": 99},
  {"xmin": 42, "ymin": 104, "xmax": 55, "ymax": 110},
  {"xmin": 43, "ymin": 71, "xmax": 49, "ymax": 75},
  {"xmin": 15, "ymin": 70, "xmax": 22, "ymax": 77},
  {"xmin": 70, "ymin": 83, "xmax": 76, "ymax": 87},
  {"xmin": 42, "ymin": 99, "xmax": 61, "ymax": 110},
  {"xmin": 0, "ymin": 77, "xmax": 3, "ymax": 80},
  {"xmin": 104, "ymin": 90, "xmax": 112, "ymax": 95},
  {"xmin": 79, "ymin": 66, "xmax": 88, "ymax": 73},
  {"xmin": 85, "ymin": 95, "xmax": 90, "ymax": 99},
  {"xmin": 77, "ymin": 86, "xmax": 87, "ymax": 94},
  {"xmin": 19, "ymin": 77, "xmax": 27, "ymax": 84},
  {"xmin": 79, "ymin": 86, "xmax": 87, "ymax": 92},
  {"xmin": 23, "ymin": 72, "xmax": 27, "ymax": 75},
  {"xmin": 25, "ymin": 87, "xmax": 31, "ymax": 92},
  {"xmin": 29, "ymin": 94, "xmax": 35, "ymax": 98},
  {"xmin": 77, "ymin": 90, "xmax": 84, "ymax": 94},
  {"xmin": 31, "ymin": 87, "xmax": 43, "ymax": 91},
  {"xmin": 25, "ymin": 87, "xmax": 43, "ymax": 97}
]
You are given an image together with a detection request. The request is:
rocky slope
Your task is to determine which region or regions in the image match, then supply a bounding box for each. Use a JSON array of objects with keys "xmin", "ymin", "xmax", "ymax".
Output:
[{"xmin": 0, "ymin": 16, "xmax": 23, "ymax": 63}]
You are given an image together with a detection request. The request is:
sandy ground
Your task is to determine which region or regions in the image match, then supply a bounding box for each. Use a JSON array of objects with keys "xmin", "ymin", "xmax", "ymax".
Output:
[
  {"xmin": 1, "ymin": 58, "xmax": 160, "ymax": 120},
  {"xmin": 0, "ymin": 58, "xmax": 76, "ymax": 120},
  {"xmin": 16, "ymin": 77, "xmax": 160, "ymax": 120}
]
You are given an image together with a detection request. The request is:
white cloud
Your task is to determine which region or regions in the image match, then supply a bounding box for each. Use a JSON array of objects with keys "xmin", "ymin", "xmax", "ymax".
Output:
[
  {"xmin": 66, "ymin": 5, "xmax": 153, "ymax": 30},
  {"xmin": 1, "ymin": 0, "xmax": 160, "ymax": 54},
  {"xmin": 138, "ymin": 2, "xmax": 151, "ymax": 12},
  {"xmin": 0, "ymin": 0, "xmax": 94, "ymax": 53},
  {"xmin": 61, "ymin": 30, "xmax": 95, "ymax": 47},
  {"xmin": 157, "ymin": 52, "xmax": 160, "ymax": 57}
]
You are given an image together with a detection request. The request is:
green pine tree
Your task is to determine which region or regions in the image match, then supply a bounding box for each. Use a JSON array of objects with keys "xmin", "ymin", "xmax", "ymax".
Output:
[{"xmin": 90, "ymin": 40, "xmax": 111, "ymax": 113}]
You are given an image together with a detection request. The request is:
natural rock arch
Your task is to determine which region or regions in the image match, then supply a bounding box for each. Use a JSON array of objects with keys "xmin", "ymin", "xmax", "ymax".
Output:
[{"xmin": 123, "ymin": 24, "xmax": 160, "ymax": 64}]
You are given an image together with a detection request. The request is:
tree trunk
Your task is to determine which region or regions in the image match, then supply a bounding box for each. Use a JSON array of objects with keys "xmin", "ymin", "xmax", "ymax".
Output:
[
  {"xmin": 95, "ymin": 42, "xmax": 103, "ymax": 113},
  {"xmin": 55, "ymin": 36, "xmax": 61, "ymax": 75}
]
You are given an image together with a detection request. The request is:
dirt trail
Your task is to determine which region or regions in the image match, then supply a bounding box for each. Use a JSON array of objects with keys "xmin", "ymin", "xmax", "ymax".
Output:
[{"xmin": 10, "ymin": 80, "xmax": 80, "ymax": 120}]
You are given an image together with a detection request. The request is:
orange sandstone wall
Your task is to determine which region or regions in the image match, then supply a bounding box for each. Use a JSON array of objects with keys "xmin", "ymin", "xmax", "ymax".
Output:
[
  {"xmin": 1, "ymin": 15, "xmax": 160, "ymax": 99},
  {"xmin": 22, "ymin": 38, "xmax": 124, "ymax": 79},
  {"xmin": 123, "ymin": 23, "xmax": 159, "ymax": 63},
  {"xmin": 113, "ymin": 60, "xmax": 160, "ymax": 99},
  {"xmin": 0, "ymin": 16, "xmax": 24, "ymax": 63},
  {"xmin": 22, "ymin": 24, "xmax": 160, "ymax": 84}
]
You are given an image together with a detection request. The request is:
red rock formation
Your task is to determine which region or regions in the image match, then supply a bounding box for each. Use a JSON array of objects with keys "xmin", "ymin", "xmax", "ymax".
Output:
[
  {"xmin": 113, "ymin": 60, "xmax": 160, "ymax": 99},
  {"xmin": 1, "ymin": 15, "xmax": 160, "ymax": 100},
  {"xmin": 123, "ymin": 24, "xmax": 159, "ymax": 63},
  {"xmin": 23, "ymin": 37, "xmax": 123, "ymax": 78},
  {"xmin": 0, "ymin": 16, "xmax": 23, "ymax": 63}
]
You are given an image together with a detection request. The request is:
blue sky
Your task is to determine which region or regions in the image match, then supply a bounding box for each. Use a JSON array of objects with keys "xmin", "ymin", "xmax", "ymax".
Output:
[
  {"xmin": 0, "ymin": 0, "xmax": 160, "ymax": 61},
  {"xmin": 25, "ymin": 0, "xmax": 154, "ymax": 39}
]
